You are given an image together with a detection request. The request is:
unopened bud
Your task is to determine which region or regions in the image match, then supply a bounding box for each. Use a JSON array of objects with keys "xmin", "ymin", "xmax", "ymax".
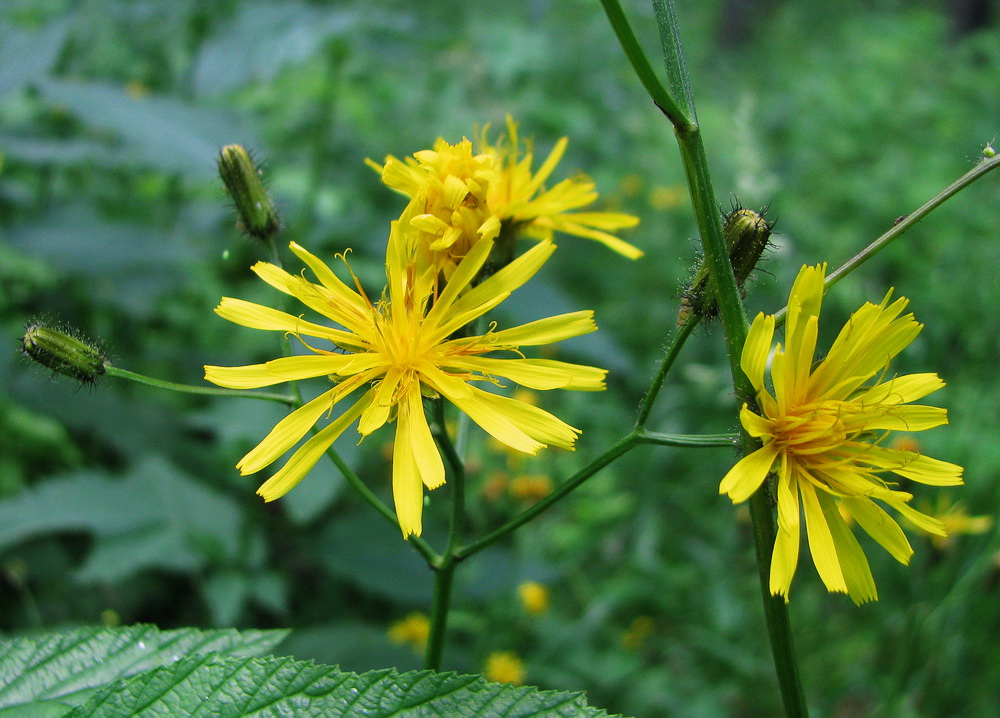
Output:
[
  {"xmin": 20, "ymin": 320, "xmax": 107, "ymax": 384},
  {"xmin": 679, "ymin": 205, "xmax": 773, "ymax": 324},
  {"xmin": 217, "ymin": 145, "xmax": 280, "ymax": 241}
]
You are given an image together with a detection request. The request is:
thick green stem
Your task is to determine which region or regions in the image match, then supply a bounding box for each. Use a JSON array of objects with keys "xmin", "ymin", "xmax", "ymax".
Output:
[
  {"xmin": 423, "ymin": 400, "xmax": 467, "ymax": 669},
  {"xmin": 648, "ymin": 1, "xmax": 808, "ymax": 714},
  {"xmin": 424, "ymin": 556, "xmax": 455, "ymax": 670},
  {"xmin": 598, "ymin": 0, "xmax": 690, "ymax": 127},
  {"xmin": 106, "ymin": 366, "xmax": 294, "ymax": 405}
]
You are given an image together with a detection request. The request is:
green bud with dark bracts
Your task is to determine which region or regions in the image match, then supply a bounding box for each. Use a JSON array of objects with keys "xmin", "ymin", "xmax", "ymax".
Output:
[
  {"xmin": 217, "ymin": 144, "xmax": 280, "ymax": 241},
  {"xmin": 20, "ymin": 320, "xmax": 107, "ymax": 385},
  {"xmin": 679, "ymin": 205, "xmax": 773, "ymax": 324}
]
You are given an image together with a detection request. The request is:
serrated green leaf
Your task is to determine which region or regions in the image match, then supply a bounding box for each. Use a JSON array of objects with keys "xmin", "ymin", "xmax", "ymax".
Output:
[
  {"xmin": 65, "ymin": 654, "xmax": 619, "ymax": 718},
  {"xmin": 0, "ymin": 625, "xmax": 288, "ymax": 712}
]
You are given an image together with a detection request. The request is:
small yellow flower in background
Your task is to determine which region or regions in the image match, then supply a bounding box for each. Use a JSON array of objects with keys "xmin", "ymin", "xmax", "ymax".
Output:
[
  {"xmin": 484, "ymin": 651, "xmax": 526, "ymax": 686},
  {"xmin": 720, "ymin": 264, "xmax": 963, "ymax": 604},
  {"xmin": 517, "ymin": 581, "xmax": 550, "ymax": 616},
  {"xmin": 621, "ymin": 616, "xmax": 655, "ymax": 651},
  {"xmin": 369, "ymin": 115, "xmax": 640, "ymax": 278},
  {"xmin": 205, "ymin": 223, "xmax": 607, "ymax": 538},
  {"xmin": 918, "ymin": 493, "xmax": 993, "ymax": 550},
  {"xmin": 388, "ymin": 612, "xmax": 430, "ymax": 654},
  {"xmin": 509, "ymin": 474, "xmax": 554, "ymax": 502}
]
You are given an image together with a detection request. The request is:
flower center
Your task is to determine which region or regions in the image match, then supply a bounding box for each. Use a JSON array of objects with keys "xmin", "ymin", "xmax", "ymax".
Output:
[{"xmin": 771, "ymin": 402, "xmax": 848, "ymax": 458}]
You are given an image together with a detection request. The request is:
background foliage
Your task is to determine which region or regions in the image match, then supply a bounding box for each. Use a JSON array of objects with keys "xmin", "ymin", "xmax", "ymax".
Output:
[{"xmin": 1, "ymin": 0, "xmax": 997, "ymax": 715}]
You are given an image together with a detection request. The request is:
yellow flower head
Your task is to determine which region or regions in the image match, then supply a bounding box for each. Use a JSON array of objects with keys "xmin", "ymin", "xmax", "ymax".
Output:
[
  {"xmin": 720, "ymin": 264, "xmax": 963, "ymax": 604},
  {"xmin": 484, "ymin": 650, "xmax": 525, "ymax": 686},
  {"xmin": 204, "ymin": 223, "xmax": 607, "ymax": 539},
  {"xmin": 369, "ymin": 115, "xmax": 641, "ymax": 278},
  {"xmin": 387, "ymin": 612, "xmax": 430, "ymax": 654},
  {"xmin": 517, "ymin": 580, "xmax": 550, "ymax": 616}
]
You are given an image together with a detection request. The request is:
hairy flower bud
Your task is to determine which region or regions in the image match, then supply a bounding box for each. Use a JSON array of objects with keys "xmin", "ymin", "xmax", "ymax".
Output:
[
  {"xmin": 20, "ymin": 320, "xmax": 108, "ymax": 384},
  {"xmin": 679, "ymin": 205, "xmax": 773, "ymax": 324},
  {"xmin": 217, "ymin": 145, "xmax": 280, "ymax": 241}
]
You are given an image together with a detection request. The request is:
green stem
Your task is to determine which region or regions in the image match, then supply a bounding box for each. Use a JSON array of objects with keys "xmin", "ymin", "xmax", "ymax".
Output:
[
  {"xmin": 424, "ymin": 555, "xmax": 455, "ymax": 670},
  {"xmin": 649, "ymin": 1, "xmax": 808, "ymax": 714},
  {"xmin": 598, "ymin": 0, "xmax": 690, "ymax": 127},
  {"xmin": 456, "ymin": 431, "xmax": 641, "ymax": 560},
  {"xmin": 106, "ymin": 366, "xmax": 294, "ymax": 405},
  {"xmin": 635, "ymin": 315, "xmax": 700, "ymax": 428},
  {"xmin": 638, "ymin": 430, "xmax": 737, "ymax": 447},
  {"xmin": 423, "ymin": 400, "xmax": 466, "ymax": 669},
  {"xmin": 772, "ymin": 152, "xmax": 1000, "ymax": 325}
]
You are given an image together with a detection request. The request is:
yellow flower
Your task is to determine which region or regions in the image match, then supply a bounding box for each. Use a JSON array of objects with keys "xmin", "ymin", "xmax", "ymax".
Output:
[
  {"xmin": 484, "ymin": 651, "xmax": 525, "ymax": 686},
  {"xmin": 517, "ymin": 581, "xmax": 550, "ymax": 616},
  {"xmin": 919, "ymin": 494, "xmax": 992, "ymax": 550},
  {"xmin": 387, "ymin": 612, "xmax": 430, "ymax": 654},
  {"xmin": 369, "ymin": 115, "xmax": 640, "ymax": 278},
  {"xmin": 720, "ymin": 264, "xmax": 963, "ymax": 604},
  {"xmin": 204, "ymin": 224, "xmax": 607, "ymax": 538},
  {"xmin": 509, "ymin": 474, "xmax": 554, "ymax": 502}
]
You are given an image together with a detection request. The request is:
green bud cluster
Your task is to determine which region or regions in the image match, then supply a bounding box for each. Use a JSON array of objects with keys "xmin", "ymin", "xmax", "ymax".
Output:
[
  {"xmin": 217, "ymin": 145, "xmax": 280, "ymax": 241},
  {"xmin": 679, "ymin": 205, "xmax": 773, "ymax": 324},
  {"xmin": 20, "ymin": 320, "xmax": 108, "ymax": 385}
]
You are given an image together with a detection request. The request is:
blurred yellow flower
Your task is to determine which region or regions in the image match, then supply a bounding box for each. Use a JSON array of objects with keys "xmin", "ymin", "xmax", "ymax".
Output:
[
  {"xmin": 388, "ymin": 612, "xmax": 430, "ymax": 654},
  {"xmin": 369, "ymin": 115, "xmax": 640, "ymax": 278},
  {"xmin": 517, "ymin": 581, "xmax": 550, "ymax": 616},
  {"xmin": 205, "ymin": 225, "xmax": 606, "ymax": 538},
  {"xmin": 484, "ymin": 651, "xmax": 525, "ymax": 686},
  {"xmin": 920, "ymin": 494, "xmax": 992, "ymax": 550},
  {"xmin": 720, "ymin": 264, "xmax": 963, "ymax": 604},
  {"xmin": 621, "ymin": 616, "xmax": 655, "ymax": 651},
  {"xmin": 509, "ymin": 474, "xmax": 554, "ymax": 502}
]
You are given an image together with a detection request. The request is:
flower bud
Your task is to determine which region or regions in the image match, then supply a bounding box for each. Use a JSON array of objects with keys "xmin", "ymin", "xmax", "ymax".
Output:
[
  {"xmin": 982, "ymin": 142, "xmax": 996, "ymax": 160},
  {"xmin": 20, "ymin": 320, "xmax": 107, "ymax": 384},
  {"xmin": 679, "ymin": 205, "xmax": 773, "ymax": 324},
  {"xmin": 217, "ymin": 145, "xmax": 280, "ymax": 241}
]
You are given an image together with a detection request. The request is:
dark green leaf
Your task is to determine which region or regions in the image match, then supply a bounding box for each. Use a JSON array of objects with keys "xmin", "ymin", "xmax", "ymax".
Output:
[
  {"xmin": 66, "ymin": 654, "xmax": 618, "ymax": 717},
  {"xmin": 0, "ymin": 625, "xmax": 288, "ymax": 711}
]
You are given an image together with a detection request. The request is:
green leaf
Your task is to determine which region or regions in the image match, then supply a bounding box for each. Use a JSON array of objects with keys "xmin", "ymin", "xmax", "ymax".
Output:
[
  {"xmin": 65, "ymin": 654, "xmax": 618, "ymax": 718},
  {"xmin": 0, "ymin": 455, "xmax": 244, "ymax": 581},
  {"xmin": 0, "ymin": 625, "xmax": 288, "ymax": 712},
  {"xmin": 36, "ymin": 80, "xmax": 260, "ymax": 180}
]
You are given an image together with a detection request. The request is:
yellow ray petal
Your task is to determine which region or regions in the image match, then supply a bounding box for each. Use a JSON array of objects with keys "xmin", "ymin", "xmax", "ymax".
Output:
[
  {"xmin": 402, "ymin": 384, "xmax": 445, "ymax": 490},
  {"xmin": 392, "ymin": 410, "xmax": 424, "ymax": 538},
  {"xmin": 818, "ymin": 492, "xmax": 877, "ymax": 604},
  {"xmin": 238, "ymin": 389, "xmax": 338, "ymax": 475},
  {"xmin": 800, "ymin": 480, "xmax": 847, "ymax": 595},
  {"xmin": 486, "ymin": 311, "xmax": 597, "ymax": 347},
  {"xmin": 719, "ymin": 443, "xmax": 779, "ymax": 503},
  {"xmin": 741, "ymin": 312, "xmax": 774, "ymax": 392},
  {"xmin": 256, "ymin": 392, "xmax": 371, "ymax": 502}
]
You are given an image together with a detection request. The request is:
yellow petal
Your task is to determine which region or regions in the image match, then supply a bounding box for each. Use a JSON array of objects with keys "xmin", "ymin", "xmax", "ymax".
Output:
[
  {"xmin": 471, "ymin": 389, "xmax": 581, "ymax": 449},
  {"xmin": 215, "ymin": 298, "xmax": 360, "ymax": 347},
  {"xmin": 860, "ymin": 372, "xmax": 945, "ymax": 405},
  {"xmin": 486, "ymin": 311, "xmax": 597, "ymax": 347},
  {"xmin": 818, "ymin": 492, "xmax": 877, "ymax": 604},
  {"xmin": 392, "ymin": 411, "xmax": 424, "ymax": 538},
  {"xmin": 238, "ymin": 389, "xmax": 337, "ymax": 475},
  {"xmin": 256, "ymin": 392, "xmax": 371, "ymax": 502},
  {"xmin": 441, "ymin": 240, "xmax": 557, "ymax": 327},
  {"xmin": 402, "ymin": 384, "xmax": 445, "ymax": 490},
  {"xmin": 205, "ymin": 363, "xmax": 282, "ymax": 389},
  {"xmin": 447, "ymin": 357, "xmax": 606, "ymax": 391},
  {"xmin": 741, "ymin": 313, "xmax": 774, "ymax": 392},
  {"xmin": 770, "ymin": 467, "xmax": 800, "ymax": 601},
  {"xmin": 739, "ymin": 404, "xmax": 774, "ymax": 439},
  {"xmin": 800, "ymin": 480, "xmax": 847, "ymax": 594},
  {"xmin": 842, "ymin": 496, "xmax": 912, "ymax": 565},
  {"xmin": 719, "ymin": 443, "xmax": 779, "ymax": 503}
]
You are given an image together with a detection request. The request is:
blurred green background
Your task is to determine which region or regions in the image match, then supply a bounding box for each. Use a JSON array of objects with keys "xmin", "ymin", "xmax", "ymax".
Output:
[{"xmin": 1, "ymin": 0, "xmax": 998, "ymax": 715}]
